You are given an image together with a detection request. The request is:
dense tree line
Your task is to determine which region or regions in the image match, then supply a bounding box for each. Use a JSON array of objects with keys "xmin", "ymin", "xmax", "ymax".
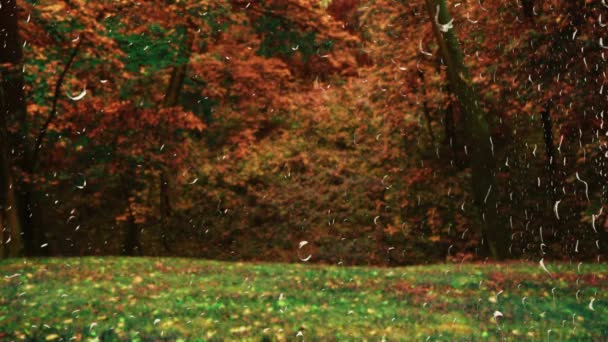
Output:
[{"xmin": 1, "ymin": 0, "xmax": 607, "ymax": 264}]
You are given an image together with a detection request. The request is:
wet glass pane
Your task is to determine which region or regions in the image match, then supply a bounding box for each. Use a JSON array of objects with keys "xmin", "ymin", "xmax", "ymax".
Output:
[{"xmin": 0, "ymin": 0, "xmax": 606, "ymax": 339}]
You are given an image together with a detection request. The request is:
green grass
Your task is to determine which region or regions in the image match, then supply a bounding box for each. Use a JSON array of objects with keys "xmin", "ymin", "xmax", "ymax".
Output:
[{"xmin": 1, "ymin": 258, "xmax": 607, "ymax": 341}]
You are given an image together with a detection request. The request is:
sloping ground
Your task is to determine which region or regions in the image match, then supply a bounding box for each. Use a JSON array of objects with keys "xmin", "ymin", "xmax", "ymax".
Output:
[{"xmin": 0, "ymin": 258, "xmax": 606, "ymax": 341}]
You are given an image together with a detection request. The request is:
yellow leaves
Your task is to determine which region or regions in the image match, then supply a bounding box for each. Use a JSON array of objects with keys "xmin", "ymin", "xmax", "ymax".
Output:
[
  {"xmin": 39, "ymin": 3, "xmax": 66, "ymax": 13},
  {"xmin": 229, "ymin": 326, "xmax": 250, "ymax": 334}
]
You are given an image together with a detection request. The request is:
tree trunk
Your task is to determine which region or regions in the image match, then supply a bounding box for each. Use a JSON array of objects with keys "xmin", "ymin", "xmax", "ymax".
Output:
[
  {"xmin": 159, "ymin": 170, "xmax": 172, "ymax": 252},
  {"xmin": 0, "ymin": 0, "xmax": 25, "ymax": 257},
  {"xmin": 123, "ymin": 210, "xmax": 141, "ymax": 256},
  {"xmin": 0, "ymin": 209, "xmax": 4, "ymax": 257},
  {"xmin": 163, "ymin": 26, "xmax": 194, "ymax": 108},
  {"xmin": 540, "ymin": 105, "xmax": 555, "ymax": 168},
  {"xmin": 121, "ymin": 175, "xmax": 141, "ymax": 256},
  {"xmin": 540, "ymin": 102, "xmax": 557, "ymax": 199},
  {"xmin": 417, "ymin": 70, "xmax": 436, "ymax": 144},
  {"xmin": 158, "ymin": 27, "xmax": 194, "ymax": 252},
  {"xmin": 444, "ymin": 102, "xmax": 455, "ymax": 146},
  {"xmin": 598, "ymin": 136, "xmax": 608, "ymax": 257},
  {"xmin": 0, "ymin": 127, "xmax": 24, "ymax": 257},
  {"xmin": 521, "ymin": 0, "xmax": 534, "ymax": 19},
  {"xmin": 565, "ymin": 0, "xmax": 585, "ymax": 26},
  {"xmin": 424, "ymin": 0, "xmax": 510, "ymax": 259}
]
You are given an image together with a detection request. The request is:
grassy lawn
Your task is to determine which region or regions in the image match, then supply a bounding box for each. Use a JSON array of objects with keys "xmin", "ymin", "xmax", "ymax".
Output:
[{"xmin": 0, "ymin": 258, "xmax": 607, "ymax": 341}]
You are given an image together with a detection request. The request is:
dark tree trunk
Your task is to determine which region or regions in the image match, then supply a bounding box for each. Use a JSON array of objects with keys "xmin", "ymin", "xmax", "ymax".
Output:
[
  {"xmin": 599, "ymin": 139, "xmax": 608, "ymax": 257},
  {"xmin": 159, "ymin": 170, "xmax": 172, "ymax": 252},
  {"xmin": 424, "ymin": 0, "xmax": 511, "ymax": 259},
  {"xmin": 540, "ymin": 102, "xmax": 557, "ymax": 198},
  {"xmin": 0, "ymin": 0, "xmax": 25, "ymax": 257},
  {"xmin": 521, "ymin": 0, "xmax": 534, "ymax": 19},
  {"xmin": 162, "ymin": 26, "xmax": 194, "ymax": 108},
  {"xmin": 444, "ymin": 103, "xmax": 455, "ymax": 146},
  {"xmin": 565, "ymin": 0, "xmax": 585, "ymax": 26},
  {"xmin": 417, "ymin": 70, "xmax": 436, "ymax": 144},
  {"xmin": 158, "ymin": 27, "xmax": 194, "ymax": 252},
  {"xmin": 163, "ymin": 54, "xmax": 191, "ymax": 107},
  {"xmin": 121, "ymin": 175, "xmax": 141, "ymax": 256},
  {"xmin": 539, "ymin": 102, "xmax": 564, "ymax": 256},
  {"xmin": 123, "ymin": 212, "xmax": 141, "ymax": 256},
  {"xmin": 0, "ymin": 109, "xmax": 23, "ymax": 257}
]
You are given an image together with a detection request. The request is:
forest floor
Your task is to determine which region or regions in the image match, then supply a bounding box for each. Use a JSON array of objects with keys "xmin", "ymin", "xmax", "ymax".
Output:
[{"xmin": 0, "ymin": 258, "xmax": 607, "ymax": 341}]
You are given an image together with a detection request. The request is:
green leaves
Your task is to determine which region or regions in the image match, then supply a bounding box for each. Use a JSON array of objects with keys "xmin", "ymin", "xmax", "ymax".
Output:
[
  {"xmin": 254, "ymin": 13, "xmax": 333, "ymax": 61},
  {"xmin": 109, "ymin": 30, "xmax": 179, "ymax": 74}
]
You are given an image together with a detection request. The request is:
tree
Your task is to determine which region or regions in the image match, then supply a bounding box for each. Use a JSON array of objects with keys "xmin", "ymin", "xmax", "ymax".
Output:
[
  {"xmin": 0, "ymin": 0, "xmax": 25, "ymax": 257},
  {"xmin": 423, "ymin": 0, "xmax": 510, "ymax": 259},
  {"xmin": 159, "ymin": 24, "xmax": 194, "ymax": 252},
  {"xmin": 521, "ymin": 0, "xmax": 534, "ymax": 19}
]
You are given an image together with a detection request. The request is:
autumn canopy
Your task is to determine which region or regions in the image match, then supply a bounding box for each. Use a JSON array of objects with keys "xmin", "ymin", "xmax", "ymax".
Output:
[{"xmin": 0, "ymin": 0, "xmax": 607, "ymax": 264}]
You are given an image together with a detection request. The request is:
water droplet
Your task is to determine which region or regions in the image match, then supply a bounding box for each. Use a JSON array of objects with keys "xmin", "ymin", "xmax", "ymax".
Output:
[{"xmin": 67, "ymin": 87, "xmax": 87, "ymax": 101}]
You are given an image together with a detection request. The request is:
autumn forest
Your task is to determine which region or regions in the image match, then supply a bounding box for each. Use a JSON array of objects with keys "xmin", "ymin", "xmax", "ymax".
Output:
[{"xmin": 2, "ymin": 0, "xmax": 608, "ymax": 264}]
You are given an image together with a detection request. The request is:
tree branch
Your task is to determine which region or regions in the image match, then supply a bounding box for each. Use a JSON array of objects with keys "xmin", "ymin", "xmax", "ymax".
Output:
[{"xmin": 29, "ymin": 35, "xmax": 84, "ymax": 172}]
